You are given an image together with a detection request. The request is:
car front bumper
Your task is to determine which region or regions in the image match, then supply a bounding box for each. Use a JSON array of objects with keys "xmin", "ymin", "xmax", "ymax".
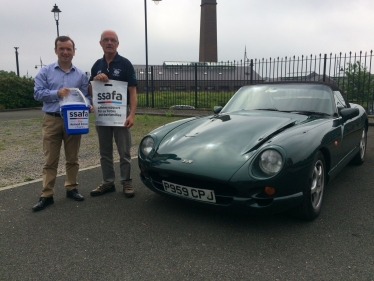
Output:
[{"xmin": 140, "ymin": 173, "xmax": 304, "ymax": 215}]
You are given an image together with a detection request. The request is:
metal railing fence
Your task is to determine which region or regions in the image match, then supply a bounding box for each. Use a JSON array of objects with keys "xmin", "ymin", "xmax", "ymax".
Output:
[{"xmin": 135, "ymin": 50, "xmax": 373, "ymax": 113}]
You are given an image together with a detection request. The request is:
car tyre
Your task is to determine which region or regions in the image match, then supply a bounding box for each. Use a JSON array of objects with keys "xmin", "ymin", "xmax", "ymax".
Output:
[
  {"xmin": 289, "ymin": 151, "xmax": 325, "ymax": 221},
  {"xmin": 350, "ymin": 127, "xmax": 367, "ymax": 165}
]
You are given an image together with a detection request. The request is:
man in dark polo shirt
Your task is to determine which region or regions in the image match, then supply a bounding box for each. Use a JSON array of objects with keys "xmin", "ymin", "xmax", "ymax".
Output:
[{"xmin": 89, "ymin": 30, "xmax": 138, "ymax": 198}]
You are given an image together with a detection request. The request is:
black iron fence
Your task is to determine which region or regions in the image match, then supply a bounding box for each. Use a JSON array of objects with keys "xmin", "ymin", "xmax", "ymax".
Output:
[{"xmin": 135, "ymin": 50, "xmax": 374, "ymax": 113}]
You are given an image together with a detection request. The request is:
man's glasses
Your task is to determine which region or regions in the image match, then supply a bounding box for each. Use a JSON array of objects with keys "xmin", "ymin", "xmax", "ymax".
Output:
[{"xmin": 101, "ymin": 38, "xmax": 118, "ymax": 43}]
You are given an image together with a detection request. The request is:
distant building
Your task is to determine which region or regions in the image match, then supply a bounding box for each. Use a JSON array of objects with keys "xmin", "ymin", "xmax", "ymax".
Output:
[
  {"xmin": 268, "ymin": 71, "xmax": 336, "ymax": 83},
  {"xmin": 133, "ymin": 61, "xmax": 263, "ymax": 93}
]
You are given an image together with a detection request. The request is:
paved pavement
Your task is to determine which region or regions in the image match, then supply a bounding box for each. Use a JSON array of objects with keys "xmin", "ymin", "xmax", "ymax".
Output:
[{"xmin": 1, "ymin": 109, "xmax": 374, "ymax": 280}]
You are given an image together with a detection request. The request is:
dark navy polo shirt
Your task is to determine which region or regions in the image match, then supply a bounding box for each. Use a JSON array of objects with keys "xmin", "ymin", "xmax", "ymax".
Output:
[{"xmin": 90, "ymin": 53, "xmax": 137, "ymax": 104}]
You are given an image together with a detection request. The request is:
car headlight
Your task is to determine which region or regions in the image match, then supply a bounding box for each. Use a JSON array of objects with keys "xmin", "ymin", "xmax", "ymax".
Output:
[
  {"xmin": 141, "ymin": 136, "xmax": 155, "ymax": 157},
  {"xmin": 259, "ymin": 149, "xmax": 283, "ymax": 175}
]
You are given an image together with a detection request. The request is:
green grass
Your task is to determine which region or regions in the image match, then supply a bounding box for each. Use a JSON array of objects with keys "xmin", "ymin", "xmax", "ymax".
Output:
[
  {"xmin": 1, "ymin": 114, "xmax": 185, "ymax": 151},
  {"xmin": 132, "ymin": 114, "xmax": 183, "ymax": 145},
  {"xmin": 87, "ymin": 113, "xmax": 184, "ymax": 146},
  {"xmin": 137, "ymin": 91, "xmax": 235, "ymax": 109},
  {"xmin": 0, "ymin": 114, "xmax": 186, "ymax": 188}
]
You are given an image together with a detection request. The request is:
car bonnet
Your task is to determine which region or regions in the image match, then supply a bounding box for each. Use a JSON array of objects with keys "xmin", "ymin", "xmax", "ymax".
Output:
[{"xmin": 151, "ymin": 112, "xmax": 307, "ymax": 180}]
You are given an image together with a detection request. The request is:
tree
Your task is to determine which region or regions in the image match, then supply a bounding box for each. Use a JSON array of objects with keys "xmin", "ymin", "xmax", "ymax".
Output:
[
  {"xmin": 0, "ymin": 70, "xmax": 40, "ymax": 109},
  {"xmin": 343, "ymin": 62, "xmax": 374, "ymax": 112},
  {"xmin": 0, "ymin": 70, "xmax": 18, "ymax": 78}
]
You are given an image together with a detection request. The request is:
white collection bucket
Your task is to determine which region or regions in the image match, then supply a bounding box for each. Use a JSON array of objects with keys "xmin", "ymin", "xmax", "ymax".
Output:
[{"xmin": 60, "ymin": 88, "xmax": 90, "ymax": 135}]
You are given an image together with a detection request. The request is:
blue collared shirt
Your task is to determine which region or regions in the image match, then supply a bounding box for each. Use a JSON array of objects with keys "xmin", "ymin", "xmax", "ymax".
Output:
[{"xmin": 34, "ymin": 62, "xmax": 90, "ymax": 113}]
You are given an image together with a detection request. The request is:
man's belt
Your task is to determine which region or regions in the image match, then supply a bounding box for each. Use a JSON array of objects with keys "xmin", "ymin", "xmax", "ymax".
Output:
[{"xmin": 46, "ymin": 112, "xmax": 61, "ymax": 117}]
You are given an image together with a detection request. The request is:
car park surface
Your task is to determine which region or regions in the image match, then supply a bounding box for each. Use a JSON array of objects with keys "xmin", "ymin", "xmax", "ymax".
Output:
[
  {"xmin": 1, "ymin": 128, "xmax": 373, "ymax": 280},
  {"xmin": 1, "ymin": 104, "xmax": 373, "ymax": 280}
]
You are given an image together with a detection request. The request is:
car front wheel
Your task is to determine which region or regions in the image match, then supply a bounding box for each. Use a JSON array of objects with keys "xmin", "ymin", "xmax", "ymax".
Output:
[
  {"xmin": 289, "ymin": 151, "xmax": 325, "ymax": 221},
  {"xmin": 350, "ymin": 127, "xmax": 367, "ymax": 165}
]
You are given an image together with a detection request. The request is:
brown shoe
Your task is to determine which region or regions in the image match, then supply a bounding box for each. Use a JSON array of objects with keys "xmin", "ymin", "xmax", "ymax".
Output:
[
  {"xmin": 90, "ymin": 183, "xmax": 115, "ymax": 197},
  {"xmin": 123, "ymin": 180, "xmax": 134, "ymax": 198}
]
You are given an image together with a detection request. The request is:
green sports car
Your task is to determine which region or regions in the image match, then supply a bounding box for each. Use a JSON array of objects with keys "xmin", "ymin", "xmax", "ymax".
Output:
[{"xmin": 138, "ymin": 81, "xmax": 368, "ymax": 220}]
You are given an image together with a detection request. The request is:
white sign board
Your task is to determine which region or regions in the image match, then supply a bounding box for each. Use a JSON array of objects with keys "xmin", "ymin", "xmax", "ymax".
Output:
[{"xmin": 91, "ymin": 80, "xmax": 128, "ymax": 126}]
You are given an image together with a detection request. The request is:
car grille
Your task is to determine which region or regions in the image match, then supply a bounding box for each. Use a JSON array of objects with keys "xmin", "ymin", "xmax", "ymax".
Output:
[{"xmin": 148, "ymin": 171, "xmax": 237, "ymax": 205}]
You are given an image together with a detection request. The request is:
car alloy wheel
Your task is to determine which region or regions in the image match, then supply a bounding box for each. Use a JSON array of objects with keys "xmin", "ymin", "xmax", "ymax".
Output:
[
  {"xmin": 310, "ymin": 158, "xmax": 325, "ymax": 210},
  {"xmin": 359, "ymin": 129, "xmax": 366, "ymax": 158},
  {"xmin": 289, "ymin": 151, "xmax": 325, "ymax": 221},
  {"xmin": 351, "ymin": 128, "xmax": 367, "ymax": 165}
]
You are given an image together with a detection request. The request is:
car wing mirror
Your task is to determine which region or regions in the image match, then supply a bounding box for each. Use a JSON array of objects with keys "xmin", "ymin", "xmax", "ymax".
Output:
[
  {"xmin": 214, "ymin": 106, "xmax": 223, "ymax": 114},
  {"xmin": 340, "ymin": 108, "xmax": 359, "ymax": 122}
]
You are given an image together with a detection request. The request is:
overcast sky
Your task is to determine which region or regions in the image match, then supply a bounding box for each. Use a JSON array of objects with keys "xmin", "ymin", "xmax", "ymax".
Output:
[{"xmin": 1, "ymin": 0, "xmax": 373, "ymax": 78}]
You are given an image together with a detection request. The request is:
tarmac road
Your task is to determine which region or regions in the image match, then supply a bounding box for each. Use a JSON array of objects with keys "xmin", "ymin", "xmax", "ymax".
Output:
[
  {"xmin": 0, "ymin": 112, "xmax": 373, "ymax": 280},
  {"xmin": 0, "ymin": 108, "xmax": 45, "ymax": 120}
]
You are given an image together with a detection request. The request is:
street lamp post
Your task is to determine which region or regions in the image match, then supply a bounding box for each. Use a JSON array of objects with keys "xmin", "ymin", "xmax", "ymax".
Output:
[
  {"xmin": 51, "ymin": 4, "xmax": 61, "ymax": 37},
  {"xmin": 144, "ymin": 0, "xmax": 161, "ymax": 107},
  {"xmin": 14, "ymin": 47, "xmax": 20, "ymax": 77},
  {"xmin": 35, "ymin": 57, "xmax": 46, "ymax": 70}
]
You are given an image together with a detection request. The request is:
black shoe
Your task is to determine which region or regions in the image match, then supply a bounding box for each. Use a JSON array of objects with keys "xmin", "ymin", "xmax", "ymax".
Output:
[
  {"xmin": 66, "ymin": 188, "xmax": 84, "ymax": 201},
  {"xmin": 32, "ymin": 197, "xmax": 54, "ymax": 212}
]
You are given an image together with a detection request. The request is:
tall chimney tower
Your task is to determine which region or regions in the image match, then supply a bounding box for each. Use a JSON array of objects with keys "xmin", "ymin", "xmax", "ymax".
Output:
[{"xmin": 199, "ymin": 0, "xmax": 217, "ymax": 62}]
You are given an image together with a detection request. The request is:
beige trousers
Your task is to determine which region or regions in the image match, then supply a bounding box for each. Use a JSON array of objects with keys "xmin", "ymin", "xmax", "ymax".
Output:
[{"xmin": 40, "ymin": 114, "xmax": 81, "ymax": 197}]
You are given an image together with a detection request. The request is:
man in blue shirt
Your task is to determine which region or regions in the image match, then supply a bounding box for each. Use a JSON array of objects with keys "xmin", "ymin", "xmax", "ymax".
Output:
[
  {"xmin": 32, "ymin": 35, "xmax": 91, "ymax": 212},
  {"xmin": 89, "ymin": 30, "xmax": 137, "ymax": 198}
]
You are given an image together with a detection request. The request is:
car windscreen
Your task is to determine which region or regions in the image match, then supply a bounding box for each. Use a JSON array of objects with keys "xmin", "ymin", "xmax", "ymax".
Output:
[{"xmin": 221, "ymin": 84, "xmax": 335, "ymax": 115}]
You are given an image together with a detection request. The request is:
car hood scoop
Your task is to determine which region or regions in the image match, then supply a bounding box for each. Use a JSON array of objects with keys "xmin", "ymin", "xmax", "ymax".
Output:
[{"xmin": 153, "ymin": 112, "xmax": 305, "ymax": 180}]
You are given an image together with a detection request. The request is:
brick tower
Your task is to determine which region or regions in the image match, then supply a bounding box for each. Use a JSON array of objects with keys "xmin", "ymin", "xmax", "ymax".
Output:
[{"xmin": 199, "ymin": 0, "xmax": 218, "ymax": 62}]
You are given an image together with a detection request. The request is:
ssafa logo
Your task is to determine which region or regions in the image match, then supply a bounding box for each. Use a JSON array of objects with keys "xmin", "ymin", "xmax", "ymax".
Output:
[
  {"xmin": 97, "ymin": 90, "xmax": 123, "ymax": 105},
  {"xmin": 69, "ymin": 110, "xmax": 89, "ymax": 119},
  {"xmin": 66, "ymin": 109, "xmax": 89, "ymax": 132}
]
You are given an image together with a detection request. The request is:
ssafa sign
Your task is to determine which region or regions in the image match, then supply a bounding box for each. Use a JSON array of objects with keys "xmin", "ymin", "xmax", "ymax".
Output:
[{"xmin": 91, "ymin": 80, "xmax": 128, "ymax": 126}]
